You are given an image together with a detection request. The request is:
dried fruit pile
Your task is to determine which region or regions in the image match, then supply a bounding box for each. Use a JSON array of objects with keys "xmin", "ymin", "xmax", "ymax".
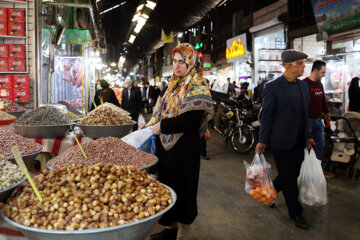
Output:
[
  {"xmin": 3, "ymin": 164, "xmax": 173, "ymax": 230},
  {"xmin": 79, "ymin": 107, "xmax": 134, "ymax": 126},
  {"xmin": 0, "ymin": 156, "xmax": 24, "ymax": 191},
  {"xmin": 15, "ymin": 107, "xmax": 70, "ymax": 126}
]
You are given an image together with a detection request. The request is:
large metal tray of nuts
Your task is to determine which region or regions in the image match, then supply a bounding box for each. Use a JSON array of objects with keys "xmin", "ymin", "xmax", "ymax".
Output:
[
  {"xmin": 0, "ymin": 176, "xmax": 27, "ymax": 202},
  {"xmin": 13, "ymin": 124, "xmax": 71, "ymax": 139},
  {"xmin": 7, "ymin": 148, "xmax": 43, "ymax": 168},
  {"xmin": 1, "ymin": 184, "xmax": 176, "ymax": 240},
  {"xmin": 77, "ymin": 123, "xmax": 136, "ymax": 138},
  {"xmin": 7, "ymin": 110, "xmax": 25, "ymax": 118},
  {"xmin": 46, "ymin": 155, "xmax": 159, "ymax": 173}
]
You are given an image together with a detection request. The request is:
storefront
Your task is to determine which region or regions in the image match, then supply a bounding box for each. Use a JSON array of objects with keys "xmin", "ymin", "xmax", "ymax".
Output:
[{"xmin": 250, "ymin": 21, "xmax": 286, "ymax": 86}]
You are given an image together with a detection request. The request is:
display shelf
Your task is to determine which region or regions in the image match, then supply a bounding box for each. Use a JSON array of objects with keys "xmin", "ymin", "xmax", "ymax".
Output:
[
  {"xmin": 0, "ymin": 0, "xmax": 25, "ymax": 3},
  {"xmin": 0, "ymin": 72, "xmax": 28, "ymax": 74},
  {"xmin": 259, "ymin": 48, "xmax": 285, "ymax": 51},
  {"xmin": 0, "ymin": 35, "xmax": 26, "ymax": 39},
  {"xmin": 258, "ymin": 59, "xmax": 282, "ymax": 62}
]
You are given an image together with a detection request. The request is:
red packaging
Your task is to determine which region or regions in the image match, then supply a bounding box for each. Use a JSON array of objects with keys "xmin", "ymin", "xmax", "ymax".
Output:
[
  {"xmin": 8, "ymin": 22, "xmax": 25, "ymax": 36},
  {"xmin": 0, "ymin": 44, "xmax": 8, "ymax": 57},
  {"xmin": 0, "ymin": 21, "xmax": 7, "ymax": 35},
  {"xmin": 13, "ymin": 88, "xmax": 29, "ymax": 102},
  {"xmin": 8, "ymin": 44, "xmax": 25, "ymax": 58},
  {"xmin": 8, "ymin": 57, "xmax": 25, "ymax": 72},
  {"xmin": 0, "ymin": 8, "xmax": 7, "ymax": 22},
  {"xmin": 8, "ymin": 9, "xmax": 25, "ymax": 22},
  {"xmin": 0, "ymin": 88, "xmax": 13, "ymax": 100},
  {"xmin": 13, "ymin": 75, "xmax": 29, "ymax": 88},
  {"xmin": 0, "ymin": 57, "xmax": 8, "ymax": 72},
  {"xmin": 0, "ymin": 75, "xmax": 12, "ymax": 88}
]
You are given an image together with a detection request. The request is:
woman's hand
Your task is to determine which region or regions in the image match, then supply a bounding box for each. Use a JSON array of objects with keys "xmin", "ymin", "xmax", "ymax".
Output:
[{"xmin": 152, "ymin": 122, "xmax": 161, "ymax": 135}]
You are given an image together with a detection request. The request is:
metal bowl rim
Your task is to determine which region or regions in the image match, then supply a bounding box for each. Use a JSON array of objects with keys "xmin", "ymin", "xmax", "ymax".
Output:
[
  {"xmin": 1, "ymin": 184, "xmax": 176, "ymax": 235},
  {"xmin": 0, "ymin": 175, "xmax": 27, "ymax": 194},
  {"xmin": 46, "ymin": 156, "xmax": 158, "ymax": 171},
  {"xmin": 13, "ymin": 124, "xmax": 72, "ymax": 127},
  {"xmin": 76, "ymin": 123, "xmax": 136, "ymax": 127},
  {"xmin": 5, "ymin": 148, "xmax": 44, "ymax": 162}
]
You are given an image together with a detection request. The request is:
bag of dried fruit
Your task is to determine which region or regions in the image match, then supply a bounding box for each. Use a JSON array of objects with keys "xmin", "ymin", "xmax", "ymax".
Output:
[
  {"xmin": 298, "ymin": 149, "xmax": 328, "ymax": 206},
  {"xmin": 244, "ymin": 154, "xmax": 277, "ymax": 205}
]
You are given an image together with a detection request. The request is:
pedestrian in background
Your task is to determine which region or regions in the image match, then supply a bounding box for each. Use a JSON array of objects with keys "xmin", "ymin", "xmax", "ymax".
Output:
[
  {"xmin": 121, "ymin": 77, "xmax": 142, "ymax": 130},
  {"xmin": 303, "ymin": 60, "xmax": 333, "ymax": 177},
  {"xmin": 348, "ymin": 77, "xmax": 360, "ymax": 112},
  {"xmin": 90, "ymin": 79, "xmax": 120, "ymax": 110},
  {"xmin": 256, "ymin": 49, "xmax": 315, "ymax": 230}
]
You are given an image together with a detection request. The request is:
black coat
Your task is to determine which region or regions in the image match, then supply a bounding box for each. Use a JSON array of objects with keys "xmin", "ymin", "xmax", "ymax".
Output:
[
  {"xmin": 349, "ymin": 85, "xmax": 360, "ymax": 112},
  {"xmin": 90, "ymin": 88, "xmax": 120, "ymax": 111},
  {"xmin": 156, "ymin": 110, "xmax": 204, "ymax": 226},
  {"xmin": 121, "ymin": 87, "xmax": 142, "ymax": 114}
]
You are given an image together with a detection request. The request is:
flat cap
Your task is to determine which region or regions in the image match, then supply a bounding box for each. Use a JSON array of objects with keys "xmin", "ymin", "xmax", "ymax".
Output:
[{"xmin": 281, "ymin": 49, "xmax": 308, "ymax": 63}]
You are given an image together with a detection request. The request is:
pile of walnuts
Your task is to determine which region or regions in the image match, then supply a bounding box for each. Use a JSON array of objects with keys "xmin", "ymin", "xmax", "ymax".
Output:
[{"xmin": 3, "ymin": 164, "xmax": 172, "ymax": 231}]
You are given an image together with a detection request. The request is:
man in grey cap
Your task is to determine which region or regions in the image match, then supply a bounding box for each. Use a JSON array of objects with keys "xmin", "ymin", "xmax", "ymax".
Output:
[{"xmin": 255, "ymin": 49, "xmax": 315, "ymax": 230}]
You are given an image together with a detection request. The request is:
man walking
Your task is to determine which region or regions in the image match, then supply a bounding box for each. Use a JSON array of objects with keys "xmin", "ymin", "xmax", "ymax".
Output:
[
  {"xmin": 303, "ymin": 60, "xmax": 333, "ymax": 177},
  {"xmin": 255, "ymin": 49, "xmax": 315, "ymax": 230},
  {"xmin": 121, "ymin": 77, "xmax": 142, "ymax": 130}
]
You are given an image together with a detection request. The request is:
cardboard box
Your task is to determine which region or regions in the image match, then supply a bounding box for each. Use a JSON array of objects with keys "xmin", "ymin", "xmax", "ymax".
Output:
[
  {"xmin": 0, "ymin": 75, "xmax": 12, "ymax": 88},
  {"xmin": 0, "ymin": 8, "xmax": 7, "ymax": 22},
  {"xmin": 0, "ymin": 57, "xmax": 8, "ymax": 72},
  {"xmin": 13, "ymin": 88, "xmax": 29, "ymax": 102},
  {"xmin": 8, "ymin": 44, "xmax": 24, "ymax": 58},
  {"xmin": 13, "ymin": 75, "xmax": 29, "ymax": 88},
  {"xmin": 8, "ymin": 9, "xmax": 25, "ymax": 22},
  {"xmin": 0, "ymin": 88, "xmax": 13, "ymax": 100},
  {"xmin": 0, "ymin": 44, "xmax": 8, "ymax": 57},
  {"xmin": 0, "ymin": 21, "xmax": 7, "ymax": 35},
  {"xmin": 8, "ymin": 57, "xmax": 25, "ymax": 72},
  {"xmin": 8, "ymin": 22, "xmax": 25, "ymax": 36}
]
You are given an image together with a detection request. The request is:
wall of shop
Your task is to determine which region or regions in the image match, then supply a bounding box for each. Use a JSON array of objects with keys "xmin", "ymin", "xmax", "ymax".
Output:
[
  {"xmin": 253, "ymin": 0, "xmax": 287, "ymax": 26},
  {"xmin": 293, "ymin": 34, "xmax": 326, "ymax": 60}
]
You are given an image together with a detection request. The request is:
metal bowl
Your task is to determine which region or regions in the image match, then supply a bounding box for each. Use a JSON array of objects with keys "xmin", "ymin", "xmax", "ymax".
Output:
[
  {"xmin": 77, "ymin": 124, "xmax": 135, "ymax": 138},
  {"xmin": 1, "ymin": 184, "xmax": 176, "ymax": 240},
  {"xmin": 7, "ymin": 149, "xmax": 43, "ymax": 168},
  {"xmin": 46, "ymin": 156, "xmax": 158, "ymax": 173},
  {"xmin": 7, "ymin": 111, "xmax": 25, "ymax": 118},
  {"xmin": 0, "ymin": 176, "xmax": 27, "ymax": 202},
  {"xmin": 13, "ymin": 124, "xmax": 71, "ymax": 139}
]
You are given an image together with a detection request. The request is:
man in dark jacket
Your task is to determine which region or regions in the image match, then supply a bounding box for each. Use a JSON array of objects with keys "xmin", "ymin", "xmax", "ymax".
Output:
[
  {"xmin": 121, "ymin": 78, "xmax": 143, "ymax": 130},
  {"xmin": 255, "ymin": 49, "xmax": 315, "ymax": 230}
]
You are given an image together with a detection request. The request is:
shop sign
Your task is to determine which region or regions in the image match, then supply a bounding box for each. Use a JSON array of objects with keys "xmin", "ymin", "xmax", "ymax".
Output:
[
  {"xmin": 203, "ymin": 54, "xmax": 211, "ymax": 69},
  {"xmin": 226, "ymin": 33, "xmax": 246, "ymax": 63},
  {"xmin": 311, "ymin": 0, "xmax": 360, "ymax": 34}
]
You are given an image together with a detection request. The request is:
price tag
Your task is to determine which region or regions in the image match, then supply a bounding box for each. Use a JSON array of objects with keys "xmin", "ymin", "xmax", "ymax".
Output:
[
  {"xmin": 0, "ymin": 101, "xmax": 3, "ymax": 109},
  {"xmin": 0, "ymin": 89, "xmax": 6, "ymax": 97}
]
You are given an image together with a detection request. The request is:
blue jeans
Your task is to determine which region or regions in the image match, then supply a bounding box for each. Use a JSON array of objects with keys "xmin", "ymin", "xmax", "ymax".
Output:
[{"xmin": 308, "ymin": 118, "xmax": 324, "ymax": 161}]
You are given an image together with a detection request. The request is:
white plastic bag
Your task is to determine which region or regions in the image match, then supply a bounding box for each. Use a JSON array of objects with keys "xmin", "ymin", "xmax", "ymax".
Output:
[
  {"xmin": 138, "ymin": 114, "xmax": 146, "ymax": 129},
  {"xmin": 298, "ymin": 149, "xmax": 328, "ymax": 206},
  {"xmin": 244, "ymin": 154, "xmax": 277, "ymax": 205},
  {"xmin": 122, "ymin": 127, "xmax": 153, "ymax": 149}
]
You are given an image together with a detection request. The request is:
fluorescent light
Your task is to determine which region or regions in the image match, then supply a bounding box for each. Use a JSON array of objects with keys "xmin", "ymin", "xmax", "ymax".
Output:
[
  {"xmin": 100, "ymin": 4, "xmax": 120, "ymax": 14},
  {"xmin": 96, "ymin": 0, "xmax": 101, "ymax": 2},
  {"xmin": 132, "ymin": 12, "xmax": 141, "ymax": 22},
  {"xmin": 110, "ymin": 62, "xmax": 117, "ymax": 67},
  {"xmin": 136, "ymin": 4, "xmax": 144, "ymax": 11},
  {"xmin": 134, "ymin": 17, "xmax": 146, "ymax": 33},
  {"xmin": 129, "ymin": 35, "xmax": 136, "ymax": 43},
  {"xmin": 146, "ymin": 1, "xmax": 156, "ymax": 10},
  {"xmin": 177, "ymin": 32, "xmax": 183, "ymax": 38},
  {"xmin": 140, "ymin": 13, "xmax": 149, "ymax": 19}
]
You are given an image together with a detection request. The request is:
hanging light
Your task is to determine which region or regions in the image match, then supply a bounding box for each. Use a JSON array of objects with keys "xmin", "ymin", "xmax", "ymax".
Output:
[{"xmin": 110, "ymin": 62, "xmax": 117, "ymax": 67}]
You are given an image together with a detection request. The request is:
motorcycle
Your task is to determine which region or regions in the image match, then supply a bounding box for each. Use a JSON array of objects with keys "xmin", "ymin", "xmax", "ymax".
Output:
[{"xmin": 214, "ymin": 97, "xmax": 258, "ymax": 153}]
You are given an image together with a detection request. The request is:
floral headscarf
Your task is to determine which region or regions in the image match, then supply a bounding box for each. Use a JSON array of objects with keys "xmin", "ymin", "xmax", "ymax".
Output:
[{"xmin": 151, "ymin": 43, "xmax": 213, "ymax": 150}]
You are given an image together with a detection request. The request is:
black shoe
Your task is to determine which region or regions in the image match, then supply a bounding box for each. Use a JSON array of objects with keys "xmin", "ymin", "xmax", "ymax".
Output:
[
  {"xmin": 293, "ymin": 215, "xmax": 309, "ymax": 230},
  {"xmin": 150, "ymin": 228, "xmax": 178, "ymax": 240},
  {"xmin": 201, "ymin": 155, "xmax": 210, "ymax": 160},
  {"xmin": 268, "ymin": 202, "xmax": 276, "ymax": 208}
]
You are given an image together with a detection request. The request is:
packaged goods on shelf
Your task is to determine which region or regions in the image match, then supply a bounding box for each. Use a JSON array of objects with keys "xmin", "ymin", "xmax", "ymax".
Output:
[
  {"xmin": 8, "ymin": 44, "xmax": 25, "ymax": 58},
  {"xmin": 0, "ymin": 20, "xmax": 6, "ymax": 35},
  {"xmin": 0, "ymin": 88, "xmax": 12, "ymax": 100},
  {"xmin": 13, "ymin": 74, "xmax": 29, "ymax": 88},
  {"xmin": 0, "ymin": 129, "xmax": 43, "ymax": 158},
  {"xmin": 8, "ymin": 22, "xmax": 25, "ymax": 36},
  {"xmin": 0, "ymin": 57, "xmax": 8, "ymax": 71},
  {"xmin": 15, "ymin": 106, "xmax": 70, "ymax": 126},
  {"xmin": 8, "ymin": 8, "xmax": 25, "ymax": 22},
  {"xmin": 13, "ymin": 88, "xmax": 29, "ymax": 102},
  {"xmin": 9, "ymin": 57, "xmax": 25, "ymax": 72},
  {"xmin": 0, "ymin": 43, "xmax": 8, "ymax": 57},
  {"xmin": 49, "ymin": 137, "xmax": 157, "ymax": 169},
  {"xmin": 0, "ymin": 7, "xmax": 7, "ymax": 21},
  {"xmin": 0, "ymin": 75, "xmax": 12, "ymax": 88},
  {"xmin": 0, "ymin": 98, "xmax": 25, "ymax": 112}
]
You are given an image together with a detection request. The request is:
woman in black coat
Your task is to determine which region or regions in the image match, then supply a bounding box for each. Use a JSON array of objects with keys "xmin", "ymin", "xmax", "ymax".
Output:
[
  {"xmin": 148, "ymin": 43, "xmax": 213, "ymax": 240},
  {"xmin": 348, "ymin": 77, "xmax": 360, "ymax": 112},
  {"xmin": 90, "ymin": 79, "xmax": 120, "ymax": 110}
]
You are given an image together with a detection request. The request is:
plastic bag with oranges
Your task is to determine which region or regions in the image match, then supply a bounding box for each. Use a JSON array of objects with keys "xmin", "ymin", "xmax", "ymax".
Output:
[{"xmin": 244, "ymin": 154, "xmax": 277, "ymax": 205}]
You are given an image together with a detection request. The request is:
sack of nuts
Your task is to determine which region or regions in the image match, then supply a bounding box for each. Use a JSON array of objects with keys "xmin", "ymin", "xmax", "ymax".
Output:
[{"xmin": 244, "ymin": 154, "xmax": 277, "ymax": 205}]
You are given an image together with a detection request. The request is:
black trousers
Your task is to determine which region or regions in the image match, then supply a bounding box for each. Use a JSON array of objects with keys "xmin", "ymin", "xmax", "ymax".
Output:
[
  {"xmin": 271, "ymin": 143, "xmax": 304, "ymax": 219},
  {"xmin": 130, "ymin": 112, "xmax": 139, "ymax": 131},
  {"xmin": 200, "ymin": 136, "xmax": 207, "ymax": 157}
]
